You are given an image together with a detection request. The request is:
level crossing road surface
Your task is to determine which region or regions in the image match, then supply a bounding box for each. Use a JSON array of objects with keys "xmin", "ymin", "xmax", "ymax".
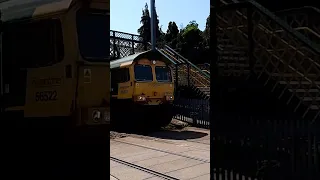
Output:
[{"xmin": 110, "ymin": 125, "xmax": 210, "ymax": 180}]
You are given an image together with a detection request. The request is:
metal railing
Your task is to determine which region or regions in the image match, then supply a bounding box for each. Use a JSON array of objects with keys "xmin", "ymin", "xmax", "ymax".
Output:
[
  {"xmin": 164, "ymin": 45, "xmax": 210, "ymax": 78},
  {"xmin": 110, "ymin": 30, "xmax": 145, "ymax": 58},
  {"xmin": 217, "ymin": 0, "xmax": 320, "ymax": 121},
  {"xmin": 173, "ymin": 98, "xmax": 210, "ymax": 129},
  {"xmin": 161, "ymin": 46, "xmax": 210, "ymax": 88},
  {"xmin": 214, "ymin": 1, "xmax": 320, "ymax": 179},
  {"xmin": 276, "ymin": 6, "xmax": 320, "ymax": 46}
]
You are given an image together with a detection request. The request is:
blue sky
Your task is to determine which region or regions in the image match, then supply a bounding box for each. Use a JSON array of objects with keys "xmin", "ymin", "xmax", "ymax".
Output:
[{"xmin": 110, "ymin": 0, "xmax": 210, "ymax": 35}]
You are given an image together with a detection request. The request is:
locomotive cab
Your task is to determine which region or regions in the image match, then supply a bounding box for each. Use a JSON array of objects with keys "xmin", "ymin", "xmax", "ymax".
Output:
[
  {"xmin": 0, "ymin": 0, "xmax": 111, "ymax": 127},
  {"xmin": 110, "ymin": 50, "xmax": 175, "ymax": 128},
  {"xmin": 132, "ymin": 58, "xmax": 174, "ymax": 105}
]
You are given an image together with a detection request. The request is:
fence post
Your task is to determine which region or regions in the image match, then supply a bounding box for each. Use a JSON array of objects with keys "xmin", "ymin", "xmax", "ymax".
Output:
[
  {"xmin": 112, "ymin": 31, "xmax": 120, "ymax": 59},
  {"xmin": 192, "ymin": 100, "xmax": 197, "ymax": 126}
]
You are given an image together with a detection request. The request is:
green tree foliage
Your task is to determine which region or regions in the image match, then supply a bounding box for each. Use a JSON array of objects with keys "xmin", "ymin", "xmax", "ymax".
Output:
[
  {"xmin": 138, "ymin": 3, "xmax": 162, "ymax": 45},
  {"xmin": 178, "ymin": 21, "xmax": 207, "ymax": 64},
  {"xmin": 181, "ymin": 21, "xmax": 204, "ymax": 49},
  {"xmin": 137, "ymin": 4, "xmax": 210, "ymax": 64},
  {"xmin": 137, "ymin": 3, "xmax": 151, "ymax": 43},
  {"xmin": 154, "ymin": 6, "xmax": 164, "ymax": 42},
  {"xmin": 165, "ymin": 21, "xmax": 179, "ymax": 49}
]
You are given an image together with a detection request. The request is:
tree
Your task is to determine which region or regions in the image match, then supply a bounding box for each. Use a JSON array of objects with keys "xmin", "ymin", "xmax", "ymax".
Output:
[
  {"xmin": 154, "ymin": 6, "xmax": 162, "ymax": 40},
  {"xmin": 181, "ymin": 21, "xmax": 203, "ymax": 46},
  {"xmin": 137, "ymin": 3, "xmax": 151, "ymax": 44},
  {"xmin": 136, "ymin": 5, "xmax": 210, "ymax": 64},
  {"xmin": 179, "ymin": 21, "xmax": 205, "ymax": 64},
  {"xmin": 165, "ymin": 21, "xmax": 179, "ymax": 49},
  {"xmin": 137, "ymin": 3, "xmax": 163, "ymax": 47}
]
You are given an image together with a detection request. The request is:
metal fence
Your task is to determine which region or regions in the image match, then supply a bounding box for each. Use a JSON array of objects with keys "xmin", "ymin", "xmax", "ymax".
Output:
[
  {"xmin": 173, "ymin": 98, "xmax": 210, "ymax": 129},
  {"xmin": 212, "ymin": 111, "xmax": 320, "ymax": 180},
  {"xmin": 212, "ymin": 1, "xmax": 320, "ymax": 179},
  {"xmin": 109, "ymin": 30, "xmax": 145, "ymax": 59}
]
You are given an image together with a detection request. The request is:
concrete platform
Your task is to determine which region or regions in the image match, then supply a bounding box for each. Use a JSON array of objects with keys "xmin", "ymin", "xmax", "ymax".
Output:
[{"xmin": 110, "ymin": 127, "xmax": 210, "ymax": 180}]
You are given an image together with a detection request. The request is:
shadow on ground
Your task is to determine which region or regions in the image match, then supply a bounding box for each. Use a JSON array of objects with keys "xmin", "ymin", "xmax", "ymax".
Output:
[
  {"xmin": 111, "ymin": 119, "xmax": 208, "ymax": 140},
  {"xmin": 146, "ymin": 130, "xmax": 208, "ymax": 140}
]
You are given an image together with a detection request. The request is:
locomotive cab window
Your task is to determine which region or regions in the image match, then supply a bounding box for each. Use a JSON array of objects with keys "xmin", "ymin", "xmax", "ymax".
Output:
[
  {"xmin": 134, "ymin": 64, "xmax": 153, "ymax": 82},
  {"xmin": 76, "ymin": 9, "xmax": 110, "ymax": 62},
  {"xmin": 111, "ymin": 68, "xmax": 130, "ymax": 94},
  {"xmin": 3, "ymin": 19, "xmax": 64, "ymax": 68},
  {"xmin": 155, "ymin": 66, "xmax": 172, "ymax": 82}
]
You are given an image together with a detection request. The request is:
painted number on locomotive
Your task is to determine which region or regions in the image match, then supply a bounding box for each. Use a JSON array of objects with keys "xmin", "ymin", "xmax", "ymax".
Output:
[
  {"xmin": 120, "ymin": 89, "xmax": 128, "ymax": 94},
  {"xmin": 35, "ymin": 91, "xmax": 58, "ymax": 101}
]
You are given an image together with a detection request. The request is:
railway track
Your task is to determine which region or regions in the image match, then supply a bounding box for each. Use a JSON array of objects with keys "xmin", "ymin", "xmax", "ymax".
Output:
[
  {"xmin": 110, "ymin": 157, "xmax": 179, "ymax": 180},
  {"xmin": 111, "ymin": 129, "xmax": 210, "ymax": 179},
  {"xmin": 112, "ymin": 139, "xmax": 210, "ymax": 163}
]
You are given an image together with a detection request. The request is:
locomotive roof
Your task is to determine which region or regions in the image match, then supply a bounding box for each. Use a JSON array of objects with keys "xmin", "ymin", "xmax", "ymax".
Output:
[
  {"xmin": 110, "ymin": 49, "xmax": 176, "ymax": 69},
  {"xmin": 0, "ymin": 0, "xmax": 73, "ymax": 22}
]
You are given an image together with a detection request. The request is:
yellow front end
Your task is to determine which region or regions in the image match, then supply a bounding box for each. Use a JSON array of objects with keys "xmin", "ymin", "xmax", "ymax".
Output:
[
  {"xmin": 133, "ymin": 82, "xmax": 174, "ymax": 105},
  {"xmin": 130, "ymin": 58, "xmax": 175, "ymax": 105},
  {"xmin": 111, "ymin": 57, "xmax": 175, "ymax": 128}
]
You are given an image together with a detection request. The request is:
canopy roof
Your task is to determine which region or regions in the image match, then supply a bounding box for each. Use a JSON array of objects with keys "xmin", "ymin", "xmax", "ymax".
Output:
[{"xmin": 110, "ymin": 49, "xmax": 176, "ymax": 69}]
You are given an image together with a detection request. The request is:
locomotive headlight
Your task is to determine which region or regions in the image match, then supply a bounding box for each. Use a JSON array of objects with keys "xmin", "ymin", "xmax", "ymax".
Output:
[
  {"xmin": 137, "ymin": 95, "xmax": 146, "ymax": 101},
  {"xmin": 165, "ymin": 95, "xmax": 174, "ymax": 101}
]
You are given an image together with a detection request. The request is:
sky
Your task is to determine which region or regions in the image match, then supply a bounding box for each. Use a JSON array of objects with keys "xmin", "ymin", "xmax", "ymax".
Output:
[{"xmin": 110, "ymin": 0, "xmax": 210, "ymax": 35}]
